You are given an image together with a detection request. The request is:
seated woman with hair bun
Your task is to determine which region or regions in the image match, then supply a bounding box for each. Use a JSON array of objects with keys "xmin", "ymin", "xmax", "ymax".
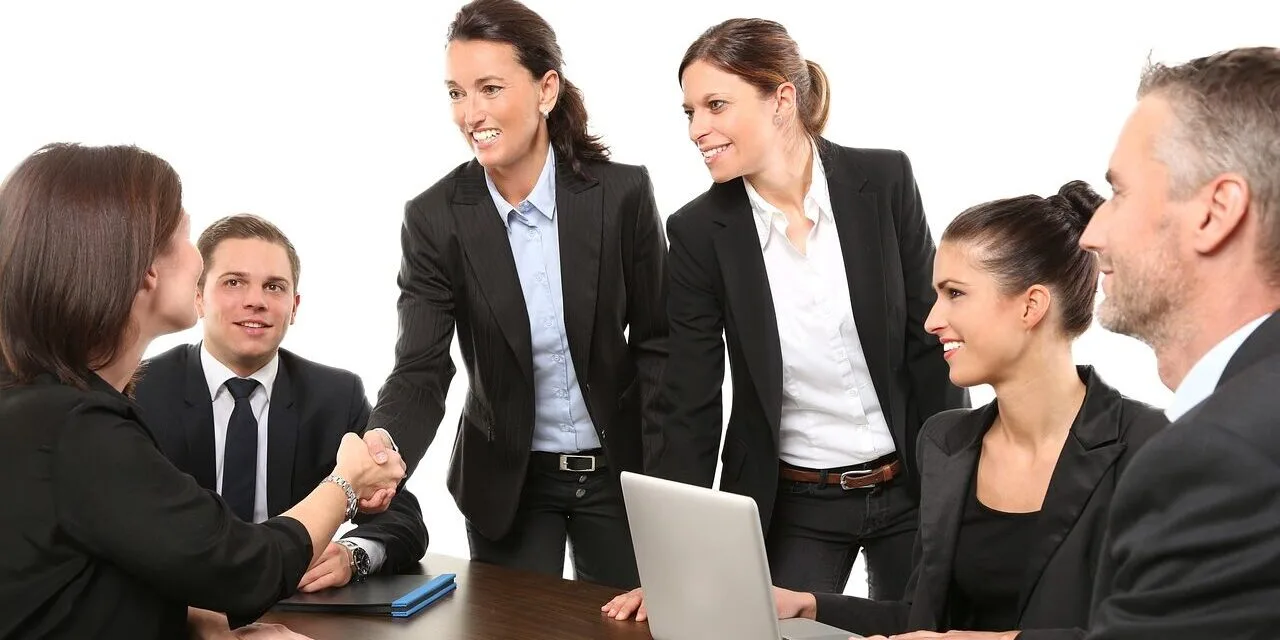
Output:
[{"xmin": 771, "ymin": 181, "xmax": 1169, "ymax": 640}]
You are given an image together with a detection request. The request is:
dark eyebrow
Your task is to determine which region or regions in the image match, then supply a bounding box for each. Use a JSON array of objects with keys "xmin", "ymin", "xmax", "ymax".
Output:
[
  {"xmin": 681, "ymin": 93, "xmax": 727, "ymax": 110},
  {"xmin": 933, "ymin": 278, "xmax": 968, "ymax": 290}
]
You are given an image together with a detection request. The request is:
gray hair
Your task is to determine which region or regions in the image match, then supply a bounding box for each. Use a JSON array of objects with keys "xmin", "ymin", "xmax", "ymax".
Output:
[{"xmin": 1138, "ymin": 47, "xmax": 1280, "ymax": 283}]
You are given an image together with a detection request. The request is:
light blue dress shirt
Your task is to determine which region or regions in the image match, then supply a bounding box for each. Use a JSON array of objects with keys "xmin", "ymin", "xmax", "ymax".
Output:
[
  {"xmin": 484, "ymin": 146, "xmax": 601, "ymax": 453},
  {"xmin": 1165, "ymin": 312, "xmax": 1273, "ymax": 421}
]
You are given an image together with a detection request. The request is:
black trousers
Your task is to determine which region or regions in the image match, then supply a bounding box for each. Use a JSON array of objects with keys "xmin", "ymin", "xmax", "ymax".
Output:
[
  {"xmin": 766, "ymin": 462, "xmax": 918, "ymax": 599},
  {"xmin": 466, "ymin": 458, "xmax": 640, "ymax": 590}
]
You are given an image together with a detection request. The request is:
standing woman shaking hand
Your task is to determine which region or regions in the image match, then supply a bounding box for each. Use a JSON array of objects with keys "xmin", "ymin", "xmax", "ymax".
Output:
[
  {"xmin": 364, "ymin": 0, "xmax": 668, "ymax": 589},
  {"xmin": 605, "ymin": 17, "xmax": 966, "ymax": 620}
]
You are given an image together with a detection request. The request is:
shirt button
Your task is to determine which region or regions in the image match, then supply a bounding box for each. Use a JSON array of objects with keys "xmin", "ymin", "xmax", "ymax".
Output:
[
  {"xmin": 536, "ymin": 273, "xmax": 546, "ymax": 283},
  {"xmin": 543, "ymin": 318, "xmax": 555, "ymax": 328},
  {"xmin": 575, "ymin": 488, "xmax": 587, "ymax": 499},
  {"xmin": 553, "ymin": 354, "xmax": 564, "ymax": 363},
  {"xmin": 526, "ymin": 229, "xmax": 538, "ymax": 239}
]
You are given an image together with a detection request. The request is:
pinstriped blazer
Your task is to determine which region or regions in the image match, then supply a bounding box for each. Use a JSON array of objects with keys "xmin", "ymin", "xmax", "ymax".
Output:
[{"xmin": 368, "ymin": 156, "xmax": 668, "ymax": 539}]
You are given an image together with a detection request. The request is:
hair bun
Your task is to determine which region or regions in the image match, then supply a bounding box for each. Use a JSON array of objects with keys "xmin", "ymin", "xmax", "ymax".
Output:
[{"xmin": 1052, "ymin": 180, "xmax": 1105, "ymax": 228}]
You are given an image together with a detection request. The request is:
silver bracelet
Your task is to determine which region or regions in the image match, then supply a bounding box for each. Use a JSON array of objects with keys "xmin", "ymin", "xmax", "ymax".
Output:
[{"xmin": 323, "ymin": 474, "xmax": 359, "ymax": 521}]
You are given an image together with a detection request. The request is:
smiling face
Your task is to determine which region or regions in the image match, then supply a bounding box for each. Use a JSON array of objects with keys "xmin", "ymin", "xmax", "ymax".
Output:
[
  {"xmin": 196, "ymin": 237, "xmax": 299, "ymax": 377},
  {"xmin": 1080, "ymin": 96, "xmax": 1192, "ymax": 347},
  {"xmin": 925, "ymin": 241, "xmax": 1048, "ymax": 388},
  {"xmin": 446, "ymin": 38, "xmax": 558, "ymax": 174},
  {"xmin": 681, "ymin": 59, "xmax": 784, "ymax": 183}
]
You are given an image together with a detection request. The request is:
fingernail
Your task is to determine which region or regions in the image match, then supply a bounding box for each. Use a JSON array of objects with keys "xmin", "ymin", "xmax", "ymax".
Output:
[{"xmin": 375, "ymin": 453, "xmax": 388, "ymax": 463}]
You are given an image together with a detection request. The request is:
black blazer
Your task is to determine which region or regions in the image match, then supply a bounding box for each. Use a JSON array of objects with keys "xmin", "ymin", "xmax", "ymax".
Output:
[
  {"xmin": 815, "ymin": 367, "xmax": 1167, "ymax": 639},
  {"xmin": 1088, "ymin": 312, "xmax": 1280, "ymax": 639},
  {"xmin": 367, "ymin": 157, "xmax": 668, "ymax": 539},
  {"xmin": 649, "ymin": 138, "xmax": 968, "ymax": 530},
  {"xmin": 0, "ymin": 373, "xmax": 312, "ymax": 639},
  {"xmin": 133, "ymin": 344, "xmax": 428, "ymax": 572}
]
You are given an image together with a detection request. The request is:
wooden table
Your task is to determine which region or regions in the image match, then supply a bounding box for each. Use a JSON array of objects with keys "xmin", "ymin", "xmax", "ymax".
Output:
[{"xmin": 261, "ymin": 553, "xmax": 654, "ymax": 639}]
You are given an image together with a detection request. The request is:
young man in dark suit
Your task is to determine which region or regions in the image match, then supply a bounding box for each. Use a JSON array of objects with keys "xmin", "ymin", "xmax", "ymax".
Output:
[
  {"xmin": 134, "ymin": 215, "xmax": 428, "ymax": 600},
  {"xmin": 1080, "ymin": 47, "xmax": 1280, "ymax": 638}
]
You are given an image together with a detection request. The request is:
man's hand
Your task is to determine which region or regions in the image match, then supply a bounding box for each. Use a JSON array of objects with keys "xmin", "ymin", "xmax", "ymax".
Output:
[
  {"xmin": 297, "ymin": 542, "xmax": 353, "ymax": 593},
  {"xmin": 360, "ymin": 428, "xmax": 399, "ymax": 513}
]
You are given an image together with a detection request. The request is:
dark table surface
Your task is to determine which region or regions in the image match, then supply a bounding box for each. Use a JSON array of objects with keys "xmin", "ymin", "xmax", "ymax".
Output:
[{"xmin": 261, "ymin": 553, "xmax": 654, "ymax": 639}]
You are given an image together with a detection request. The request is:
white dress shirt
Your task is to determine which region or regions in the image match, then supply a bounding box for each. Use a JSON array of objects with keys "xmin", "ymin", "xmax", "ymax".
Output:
[
  {"xmin": 743, "ymin": 144, "xmax": 897, "ymax": 468},
  {"xmin": 202, "ymin": 344, "xmax": 277, "ymax": 524},
  {"xmin": 200, "ymin": 344, "xmax": 385, "ymax": 572},
  {"xmin": 1165, "ymin": 313, "xmax": 1273, "ymax": 422}
]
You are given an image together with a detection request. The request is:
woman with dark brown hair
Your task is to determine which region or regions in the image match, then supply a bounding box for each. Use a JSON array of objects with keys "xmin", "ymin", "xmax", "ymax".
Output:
[
  {"xmin": 363, "ymin": 0, "xmax": 667, "ymax": 589},
  {"xmin": 605, "ymin": 17, "xmax": 967, "ymax": 619},
  {"xmin": 0, "ymin": 143, "xmax": 405, "ymax": 639},
  {"xmin": 767, "ymin": 183, "xmax": 1167, "ymax": 640}
]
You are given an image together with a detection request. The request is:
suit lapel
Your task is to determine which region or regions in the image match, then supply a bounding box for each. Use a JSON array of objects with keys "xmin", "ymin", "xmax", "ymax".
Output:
[
  {"xmin": 556, "ymin": 164, "xmax": 602, "ymax": 382},
  {"xmin": 266, "ymin": 355, "xmax": 299, "ymax": 517},
  {"xmin": 914, "ymin": 407, "xmax": 990, "ymax": 628},
  {"xmin": 1218, "ymin": 311, "xmax": 1280, "ymax": 386},
  {"xmin": 182, "ymin": 344, "xmax": 218, "ymax": 491},
  {"xmin": 1015, "ymin": 366, "xmax": 1125, "ymax": 616},
  {"xmin": 819, "ymin": 140, "xmax": 895, "ymax": 431},
  {"xmin": 712, "ymin": 181, "xmax": 783, "ymax": 435},
  {"xmin": 453, "ymin": 160, "xmax": 534, "ymax": 379}
]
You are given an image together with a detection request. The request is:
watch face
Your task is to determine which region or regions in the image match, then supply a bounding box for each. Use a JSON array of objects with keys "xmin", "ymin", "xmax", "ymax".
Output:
[{"xmin": 348, "ymin": 543, "xmax": 370, "ymax": 576}]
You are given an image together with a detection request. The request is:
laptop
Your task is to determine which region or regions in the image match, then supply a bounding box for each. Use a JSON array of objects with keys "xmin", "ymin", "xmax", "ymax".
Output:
[{"xmin": 621, "ymin": 471, "xmax": 862, "ymax": 640}]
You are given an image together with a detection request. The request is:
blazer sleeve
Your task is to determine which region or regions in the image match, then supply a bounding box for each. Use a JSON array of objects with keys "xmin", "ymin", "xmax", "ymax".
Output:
[
  {"xmin": 646, "ymin": 212, "xmax": 725, "ymax": 486},
  {"xmin": 1087, "ymin": 422, "xmax": 1280, "ymax": 639},
  {"xmin": 366, "ymin": 196, "xmax": 459, "ymax": 473},
  {"xmin": 813, "ymin": 547, "xmax": 915, "ymax": 635},
  {"xmin": 893, "ymin": 151, "xmax": 969, "ymax": 421},
  {"xmin": 620, "ymin": 167, "xmax": 670, "ymax": 465},
  {"xmin": 347, "ymin": 376, "xmax": 428, "ymax": 572},
  {"xmin": 52, "ymin": 403, "xmax": 312, "ymax": 621}
]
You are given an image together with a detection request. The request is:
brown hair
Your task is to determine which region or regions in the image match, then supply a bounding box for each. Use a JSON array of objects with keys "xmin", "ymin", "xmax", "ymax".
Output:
[
  {"xmin": 1137, "ymin": 47, "xmax": 1280, "ymax": 284},
  {"xmin": 197, "ymin": 213, "xmax": 301, "ymax": 289},
  {"xmin": 0, "ymin": 143, "xmax": 184, "ymax": 388},
  {"xmin": 448, "ymin": 0, "xmax": 609, "ymax": 176},
  {"xmin": 943, "ymin": 181, "xmax": 1104, "ymax": 338},
  {"xmin": 679, "ymin": 18, "xmax": 831, "ymax": 136}
]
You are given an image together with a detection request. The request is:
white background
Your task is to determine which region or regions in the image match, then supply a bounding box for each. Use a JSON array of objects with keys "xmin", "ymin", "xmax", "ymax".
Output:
[{"xmin": 4, "ymin": 0, "xmax": 1276, "ymax": 597}]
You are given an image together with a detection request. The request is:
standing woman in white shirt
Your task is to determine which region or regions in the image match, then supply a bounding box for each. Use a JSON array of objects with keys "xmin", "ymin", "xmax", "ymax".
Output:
[{"xmin": 608, "ymin": 18, "xmax": 966, "ymax": 616}]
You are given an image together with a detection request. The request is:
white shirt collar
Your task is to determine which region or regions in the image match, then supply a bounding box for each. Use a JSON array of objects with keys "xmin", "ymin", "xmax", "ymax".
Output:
[
  {"xmin": 1165, "ymin": 313, "xmax": 1273, "ymax": 421},
  {"xmin": 743, "ymin": 140, "xmax": 833, "ymax": 249},
  {"xmin": 200, "ymin": 342, "xmax": 280, "ymax": 402}
]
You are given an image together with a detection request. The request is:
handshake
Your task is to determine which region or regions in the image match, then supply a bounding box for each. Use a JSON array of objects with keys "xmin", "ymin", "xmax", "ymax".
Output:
[{"xmin": 332, "ymin": 429, "xmax": 407, "ymax": 514}]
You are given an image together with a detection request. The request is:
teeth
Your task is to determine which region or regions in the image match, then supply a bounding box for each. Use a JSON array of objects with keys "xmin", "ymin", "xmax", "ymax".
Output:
[
  {"xmin": 240, "ymin": 322, "xmax": 266, "ymax": 328},
  {"xmin": 701, "ymin": 144, "xmax": 729, "ymax": 159},
  {"xmin": 472, "ymin": 129, "xmax": 500, "ymax": 141},
  {"xmin": 943, "ymin": 341, "xmax": 964, "ymax": 352}
]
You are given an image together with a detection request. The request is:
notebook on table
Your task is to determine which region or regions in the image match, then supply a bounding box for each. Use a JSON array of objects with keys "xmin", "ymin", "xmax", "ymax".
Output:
[{"xmin": 274, "ymin": 573, "xmax": 457, "ymax": 618}]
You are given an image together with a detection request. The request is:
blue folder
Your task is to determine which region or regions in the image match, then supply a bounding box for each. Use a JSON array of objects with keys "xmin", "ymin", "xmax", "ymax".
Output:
[{"xmin": 274, "ymin": 573, "xmax": 457, "ymax": 618}]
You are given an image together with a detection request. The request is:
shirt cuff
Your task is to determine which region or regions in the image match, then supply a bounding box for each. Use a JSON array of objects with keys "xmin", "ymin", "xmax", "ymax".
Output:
[
  {"xmin": 370, "ymin": 427, "xmax": 399, "ymax": 453},
  {"xmin": 344, "ymin": 536, "xmax": 387, "ymax": 574}
]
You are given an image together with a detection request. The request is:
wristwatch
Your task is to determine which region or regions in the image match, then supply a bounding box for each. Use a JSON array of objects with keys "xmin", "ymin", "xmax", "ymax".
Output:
[
  {"xmin": 337, "ymin": 539, "xmax": 370, "ymax": 582},
  {"xmin": 323, "ymin": 474, "xmax": 359, "ymax": 521}
]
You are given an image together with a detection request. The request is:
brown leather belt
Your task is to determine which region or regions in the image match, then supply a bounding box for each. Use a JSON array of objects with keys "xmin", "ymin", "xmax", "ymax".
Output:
[{"xmin": 779, "ymin": 457, "xmax": 902, "ymax": 490}]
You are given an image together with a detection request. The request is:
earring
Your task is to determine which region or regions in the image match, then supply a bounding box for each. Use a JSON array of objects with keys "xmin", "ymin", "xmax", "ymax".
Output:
[
  {"xmin": 541, "ymin": 109, "xmax": 550, "ymax": 119},
  {"xmin": 773, "ymin": 114, "xmax": 783, "ymax": 126}
]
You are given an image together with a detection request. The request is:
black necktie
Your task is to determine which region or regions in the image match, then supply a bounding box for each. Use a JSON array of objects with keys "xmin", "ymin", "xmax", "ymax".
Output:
[{"xmin": 223, "ymin": 377, "xmax": 261, "ymax": 521}]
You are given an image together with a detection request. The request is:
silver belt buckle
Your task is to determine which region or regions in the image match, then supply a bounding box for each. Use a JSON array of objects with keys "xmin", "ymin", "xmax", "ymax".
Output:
[
  {"xmin": 839, "ymin": 468, "xmax": 876, "ymax": 490},
  {"xmin": 559, "ymin": 454, "xmax": 597, "ymax": 472}
]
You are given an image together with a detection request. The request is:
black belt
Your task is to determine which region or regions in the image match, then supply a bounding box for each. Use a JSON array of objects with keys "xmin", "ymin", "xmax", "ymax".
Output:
[{"xmin": 530, "ymin": 450, "xmax": 608, "ymax": 473}]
